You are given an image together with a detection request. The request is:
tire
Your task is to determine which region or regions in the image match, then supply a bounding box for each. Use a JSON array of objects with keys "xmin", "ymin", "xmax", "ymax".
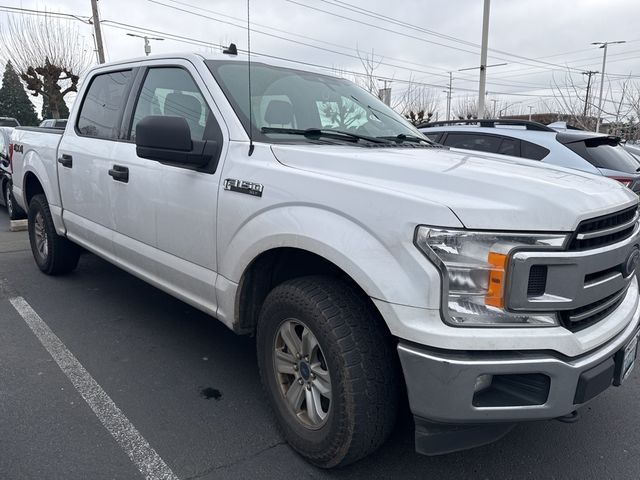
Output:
[
  {"xmin": 28, "ymin": 194, "xmax": 80, "ymax": 275},
  {"xmin": 257, "ymin": 275, "xmax": 399, "ymax": 468},
  {"xmin": 4, "ymin": 181, "xmax": 25, "ymax": 221}
]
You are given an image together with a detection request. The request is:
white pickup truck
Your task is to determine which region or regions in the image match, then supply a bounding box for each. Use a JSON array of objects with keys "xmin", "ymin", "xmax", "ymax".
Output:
[{"xmin": 10, "ymin": 52, "xmax": 640, "ymax": 467}]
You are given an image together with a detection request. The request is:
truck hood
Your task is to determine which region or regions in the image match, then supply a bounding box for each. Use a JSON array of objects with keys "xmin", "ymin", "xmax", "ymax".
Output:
[{"xmin": 271, "ymin": 144, "xmax": 638, "ymax": 231}]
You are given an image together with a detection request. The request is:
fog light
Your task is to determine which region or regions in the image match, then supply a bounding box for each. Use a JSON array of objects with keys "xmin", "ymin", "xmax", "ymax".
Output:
[{"xmin": 474, "ymin": 374, "xmax": 493, "ymax": 393}]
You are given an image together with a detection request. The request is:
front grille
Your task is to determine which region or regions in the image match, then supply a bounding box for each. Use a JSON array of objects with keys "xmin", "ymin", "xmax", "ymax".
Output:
[
  {"xmin": 559, "ymin": 287, "xmax": 628, "ymax": 332},
  {"xmin": 569, "ymin": 205, "xmax": 638, "ymax": 250}
]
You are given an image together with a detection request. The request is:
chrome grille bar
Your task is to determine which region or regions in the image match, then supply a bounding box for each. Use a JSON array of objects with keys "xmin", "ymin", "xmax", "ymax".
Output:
[
  {"xmin": 567, "ymin": 286, "xmax": 629, "ymax": 323},
  {"xmin": 576, "ymin": 212, "xmax": 639, "ymax": 241}
]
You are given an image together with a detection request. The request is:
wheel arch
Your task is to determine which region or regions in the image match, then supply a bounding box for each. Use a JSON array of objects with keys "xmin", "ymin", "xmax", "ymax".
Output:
[
  {"xmin": 23, "ymin": 170, "xmax": 46, "ymax": 207},
  {"xmin": 233, "ymin": 246, "xmax": 394, "ymax": 336},
  {"xmin": 217, "ymin": 205, "xmax": 439, "ymax": 335}
]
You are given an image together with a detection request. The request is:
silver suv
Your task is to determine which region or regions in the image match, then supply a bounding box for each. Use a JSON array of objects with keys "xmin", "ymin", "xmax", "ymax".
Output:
[{"xmin": 420, "ymin": 120, "xmax": 640, "ymax": 193}]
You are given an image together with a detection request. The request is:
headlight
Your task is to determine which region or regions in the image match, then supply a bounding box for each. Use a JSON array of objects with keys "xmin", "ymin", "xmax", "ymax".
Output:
[{"xmin": 415, "ymin": 227, "xmax": 568, "ymax": 327}]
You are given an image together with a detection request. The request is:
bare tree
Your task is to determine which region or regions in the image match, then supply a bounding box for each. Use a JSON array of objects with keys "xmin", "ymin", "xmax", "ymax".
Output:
[
  {"xmin": 355, "ymin": 48, "xmax": 382, "ymax": 95},
  {"xmin": 452, "ymin": 95, "xmax": 490, "ymax": 120},
  {"xmin": 548, "ymin": 70, "xmax": 598, "ymax": 130},
  {"xmin": 0, "ymin": 13, "xmax": 92, "ymax": 119},
  {"xmin": 395, "ymin": 79, "xmax": 440, "ymax": 125}
]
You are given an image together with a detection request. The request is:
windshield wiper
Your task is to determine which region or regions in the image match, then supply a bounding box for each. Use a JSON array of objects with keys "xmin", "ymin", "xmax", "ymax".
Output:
[
  {"xmin": 261, "ymin": 127, "xmax": 392, "ymax": 144},
  {"xmin": 377, "ymin": 133, "xmax": 432, "ymax": 144}
]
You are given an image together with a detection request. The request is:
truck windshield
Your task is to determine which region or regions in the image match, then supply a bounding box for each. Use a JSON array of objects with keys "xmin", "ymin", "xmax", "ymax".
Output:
[{"xmin": 206, "ymin": 60, "xmax": 428, "ymax": 145}]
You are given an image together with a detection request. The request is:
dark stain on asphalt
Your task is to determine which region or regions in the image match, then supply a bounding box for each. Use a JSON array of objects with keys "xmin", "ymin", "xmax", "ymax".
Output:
[{"xmin": 200, "ymin": 387, "xmax": 223, "ymax": 400}]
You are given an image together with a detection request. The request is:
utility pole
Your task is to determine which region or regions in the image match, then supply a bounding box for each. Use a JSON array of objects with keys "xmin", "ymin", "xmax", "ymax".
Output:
[
  {"xmin": 582, "ymin": 70, "xmax": 599, "ymax": 118},
  {"xmin": 377, "ymin": 79, "xmax": 391, "ymax": 106},
  {"xmin": 446, "ymin": 72, "xmax": 452, "ymax": 121},
  {"xmin": 528, "ymin": 106, "xmax": 533, "ymax": 121},
  {"xmin": 592, "ymin": 40, "xmax": 625, "ymax": 132},
  {"xmin": 478, "ymin": 0, "xmax": 491, "ymax": 119},
  {"xmin": 491, "ymin": 99, "xmax": 497, "ymax": 118},
  {"xmin": 90, "ymin": 0, "xmax": 105, "ymax": 64}
]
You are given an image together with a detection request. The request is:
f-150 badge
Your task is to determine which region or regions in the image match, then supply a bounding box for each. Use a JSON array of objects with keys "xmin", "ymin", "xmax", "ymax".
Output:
[{"xmin": 223, "ymin": 179, "xmax": 264, "ymax": 197}]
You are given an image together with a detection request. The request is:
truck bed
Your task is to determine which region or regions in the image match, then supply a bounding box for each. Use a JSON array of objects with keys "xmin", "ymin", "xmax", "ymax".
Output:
[{"xmin": 10, "ymin": 126, "xmax": 66, "ymax": 214}]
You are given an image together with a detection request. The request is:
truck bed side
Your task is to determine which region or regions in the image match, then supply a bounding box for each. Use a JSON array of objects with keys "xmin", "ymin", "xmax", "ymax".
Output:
[{"xmin": 11, "ymin": 127, "xmax": 65, "ymax": 233}]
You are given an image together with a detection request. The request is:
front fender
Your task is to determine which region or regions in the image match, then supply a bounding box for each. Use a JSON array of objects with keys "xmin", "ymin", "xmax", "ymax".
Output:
[{"xmin": 218, "ymin": 204, "xmax": 442, "ymax": 309}]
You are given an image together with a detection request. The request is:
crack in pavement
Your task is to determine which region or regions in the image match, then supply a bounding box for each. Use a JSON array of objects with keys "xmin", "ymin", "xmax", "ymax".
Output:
[
  {"xmin": 0, "ymin": 248, "xmax": 30, "ymax": 254},
  {"xmin": 183, "ymin": 440, "xmax": 288, "ymax": 480}
]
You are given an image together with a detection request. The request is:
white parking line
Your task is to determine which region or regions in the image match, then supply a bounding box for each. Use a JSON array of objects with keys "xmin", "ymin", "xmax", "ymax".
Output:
[{"xmin": 9, "ymin": 296, "xmax": 180, "ymax": 480}]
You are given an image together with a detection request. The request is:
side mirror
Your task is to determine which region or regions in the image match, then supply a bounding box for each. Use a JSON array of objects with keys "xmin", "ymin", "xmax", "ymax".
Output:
[{"xmin": 135, "ymin": 115, "xmax": 213, "ymax": 167}]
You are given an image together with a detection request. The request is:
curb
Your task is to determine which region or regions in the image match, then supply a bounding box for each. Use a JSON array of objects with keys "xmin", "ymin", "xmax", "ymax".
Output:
[{"xmin": 9, "ymin": 219, "xmax": 28, "ymax": 232}]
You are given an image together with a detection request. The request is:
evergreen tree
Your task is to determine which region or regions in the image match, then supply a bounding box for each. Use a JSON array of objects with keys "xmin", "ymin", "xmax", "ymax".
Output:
[{"xmin": 0, "ymin": 61, "xmax": 39, "ymax": 126}]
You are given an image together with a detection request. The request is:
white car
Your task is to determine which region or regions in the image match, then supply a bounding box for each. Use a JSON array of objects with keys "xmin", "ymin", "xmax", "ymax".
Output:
[
  {"xmin": 420, "ymin": 119, "xmax": 640, "ymax": 192},
  {"xmin": 39, "ymin": 118, "xmax": 68, "ymax": 129},
  {"xmin": 10, "ymin": 53, "xmax": 640, "ymax": 467}
]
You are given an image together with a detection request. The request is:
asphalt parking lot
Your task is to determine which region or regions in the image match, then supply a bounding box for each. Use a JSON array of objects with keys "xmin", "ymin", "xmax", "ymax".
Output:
[{"xmin": 0, "ymin": 208, "xmax": 639, "ymax": 480}]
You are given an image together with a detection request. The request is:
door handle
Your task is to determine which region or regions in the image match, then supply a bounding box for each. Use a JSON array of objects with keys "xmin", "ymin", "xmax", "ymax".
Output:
[
  {"xmin": 108, "ymin": 165, "xmax": 129, "ymax": 183},
  {"xmin": 58, "ymin": 154, "xmax": 73, "ymax": 168}
]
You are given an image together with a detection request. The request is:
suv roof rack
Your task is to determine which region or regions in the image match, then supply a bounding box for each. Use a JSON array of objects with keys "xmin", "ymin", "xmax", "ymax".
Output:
[{"xmin": 418, "ymin": 119, "xmax": 556, "ymax": 132}]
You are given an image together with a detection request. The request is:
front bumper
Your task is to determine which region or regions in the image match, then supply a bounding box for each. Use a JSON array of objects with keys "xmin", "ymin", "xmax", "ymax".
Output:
[{"xmin": 398, "ymin": 307, "xmax": 640, "ymax": 425}]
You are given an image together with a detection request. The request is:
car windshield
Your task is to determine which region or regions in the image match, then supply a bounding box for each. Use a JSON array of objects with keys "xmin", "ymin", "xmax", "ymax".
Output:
[
  {"xmin": 206, "ymin": 60, "xmax": 427, "ymax": 145},
  {"xmin": 0, "ymin": 118, "xmax": 18, "ymax": 127}
]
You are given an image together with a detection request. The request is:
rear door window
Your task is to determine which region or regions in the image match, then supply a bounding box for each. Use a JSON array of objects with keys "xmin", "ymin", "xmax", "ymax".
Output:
[
  {"xmin": 497, "ymin": 138, "xmax": 519, "ymax": 156},
  {"xmin": 422, "ymin": 132, "xmax": 444, "ymax": 143},
  {"xmin": 521, "ymin": 140, "xmax": 550, "ymax": 160},
  {"xmin": 77, "ymin": 70, "xmax": 133, "ymax": 139},
  {"xmin": 442, "ymin": 133, "xmax": 501, "ymax": 153}
]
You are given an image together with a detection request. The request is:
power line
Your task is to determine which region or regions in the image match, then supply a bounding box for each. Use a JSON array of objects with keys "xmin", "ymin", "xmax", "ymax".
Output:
[
  {"xmin": 0, "ymin": 4, "xmax": 633, "ymax": 108},
  {"xmin": 286, "ymin": 0, "xmax": 587, "ymax": 73},
  {"xmin": 150, "ymin": 0, "xmax": 580, "ymax": 93}
]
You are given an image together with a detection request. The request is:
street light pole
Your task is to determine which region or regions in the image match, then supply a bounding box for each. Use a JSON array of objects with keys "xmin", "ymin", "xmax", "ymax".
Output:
[
  {"xmin": 127, "ymin": 33, "xmax": 164, "ymax": 56},
  {"xmin": 478, "ymin": 0, "xmax": 491, "ymax": 119},
  {"xmin": 592, "ymin": 40, "xmax": 625, "ymax": 132}
]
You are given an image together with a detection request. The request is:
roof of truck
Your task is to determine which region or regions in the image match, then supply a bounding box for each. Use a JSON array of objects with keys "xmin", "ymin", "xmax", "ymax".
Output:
[{"xmin": 86, "ymin": 51, "xmax": 332, "ymax": 78}]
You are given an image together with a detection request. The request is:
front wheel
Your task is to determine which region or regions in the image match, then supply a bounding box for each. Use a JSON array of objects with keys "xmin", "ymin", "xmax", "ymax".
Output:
[
  {"xmin": 257, "ymin": 276, "xmax": 399, "ymax": 468},
  {"xmin": 28, "ymin": 194, "xmax": 80, "ymax": 275}
]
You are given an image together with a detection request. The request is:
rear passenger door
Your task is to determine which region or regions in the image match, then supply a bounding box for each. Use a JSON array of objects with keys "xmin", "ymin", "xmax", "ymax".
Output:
[
  {"xmin": 58, "ymin": 69, "xmax": 135, "ymax": 255},
  {"xmin": 110, "ymin": 61, "xmax": 227, "ymax": 314}
]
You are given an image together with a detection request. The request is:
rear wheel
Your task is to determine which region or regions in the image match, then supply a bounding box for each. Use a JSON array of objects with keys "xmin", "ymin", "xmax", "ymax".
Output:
[
  {"xmin": 4, "ymin": 181, "xmax": 25, "ymax": 220},
  {"xmin": 28, "ymin": 194, "xmax": 80, "ymax": 275},
  {"xmin": 257, "ymin": 275, "xmax": 399, "ymax": 468}
]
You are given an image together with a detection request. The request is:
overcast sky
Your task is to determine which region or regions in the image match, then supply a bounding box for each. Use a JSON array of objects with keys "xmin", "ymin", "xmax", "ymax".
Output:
[{"xmin": 2, "ymin": 0, "xmax": 640, "ymax": 119}]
